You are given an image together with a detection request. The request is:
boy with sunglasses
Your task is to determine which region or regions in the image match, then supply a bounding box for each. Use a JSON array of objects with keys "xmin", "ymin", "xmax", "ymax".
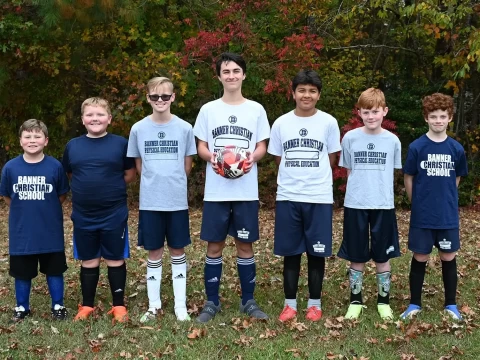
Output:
[{"xmin": 127, "ymin": 77, "xmax": 196, "ymax": 322}]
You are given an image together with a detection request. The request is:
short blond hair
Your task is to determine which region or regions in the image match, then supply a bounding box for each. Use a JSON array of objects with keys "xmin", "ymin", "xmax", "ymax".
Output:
[
  {"xmin": 146, "ymin": 77, "xmax": 174, "ymax": 93},
  {"xmin": 19, "ymin": 119, "xmax": 48, "ymax": 138},
  {"xmin": 81, "ymin": 97, "xmax": 111, "ymax": 115},
  {"xmin": 357, "ymin": 88, "xmax": 386, "ymax": 109}
]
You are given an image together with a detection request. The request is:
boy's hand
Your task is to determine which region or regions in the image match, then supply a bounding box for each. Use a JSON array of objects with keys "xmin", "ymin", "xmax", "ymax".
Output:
[
  {"xmin": 243, "ymin": 152, "xmax": 254, "ymax": 174},
  {"xmin": 210, "ymin": 152, "xmax": 219, "ymax": 174}
]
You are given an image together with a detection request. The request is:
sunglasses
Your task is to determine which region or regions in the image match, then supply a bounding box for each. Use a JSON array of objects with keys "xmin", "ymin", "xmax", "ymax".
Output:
[{"xmin": 148, "ymin": 94, "xmax": 173, "ymax": 102}]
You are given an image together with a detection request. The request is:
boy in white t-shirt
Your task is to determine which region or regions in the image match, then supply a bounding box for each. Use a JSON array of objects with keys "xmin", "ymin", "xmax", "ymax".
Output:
[
  {"xmin": 267, "ymin": 70, "xmax": 341, "ymax": 322},
  {"xmin": 193, "ymin": 53, "xmax": 270, "ymax": 323},
  {"xmin": 127, "ymin": 77, "xmax": 197, "ymax": 322}
]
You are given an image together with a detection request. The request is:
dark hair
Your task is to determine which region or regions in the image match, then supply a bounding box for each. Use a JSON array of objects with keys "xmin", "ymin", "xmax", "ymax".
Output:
[
  {"xmin": 215, "ymin": 52, "xmax": 247, "ymax": 76},
  {"xmin": 292, "ymin": 70, "xmax": 322, "ymax": 92}
]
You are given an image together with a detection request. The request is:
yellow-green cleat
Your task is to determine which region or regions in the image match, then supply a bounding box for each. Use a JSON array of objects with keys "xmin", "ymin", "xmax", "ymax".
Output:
[
  {"xmin": 345, "ymin": 304, "xmax": 363, "ymax": 319},
  {"xmin": 377, "ymin": 304, "xmax": 394, "ymax": 320}
]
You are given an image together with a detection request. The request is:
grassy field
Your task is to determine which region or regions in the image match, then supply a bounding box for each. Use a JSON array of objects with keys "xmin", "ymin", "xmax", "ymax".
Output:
[{"xmin": 0, "ymin": 202, "xmax": 478, "ymax": 360}]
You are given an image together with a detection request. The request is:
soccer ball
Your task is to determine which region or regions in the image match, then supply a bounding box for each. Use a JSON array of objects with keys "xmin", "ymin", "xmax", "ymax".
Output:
[{"xmin": 216, "ymin": 146, "xmax": 250, "ymax": 179}]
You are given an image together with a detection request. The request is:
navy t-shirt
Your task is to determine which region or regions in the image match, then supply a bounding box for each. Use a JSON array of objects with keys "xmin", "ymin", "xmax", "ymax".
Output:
[
  {"xmin": 403, "ymin": 135, "xmax": 468, "ymax": 229},
  {"xmin": 62, "ymin": 134, "xmax": 135, "ymax": 230},
  {"xmin": 0, "ymin": 155, "xmax": 70, "ymax": 255}
]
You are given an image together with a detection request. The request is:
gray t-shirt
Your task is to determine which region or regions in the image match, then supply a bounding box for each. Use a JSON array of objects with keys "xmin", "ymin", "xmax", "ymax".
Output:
[
  {"xmin": 340, "ymin": 128, "xmax": 402, "ymax": 209},
  {"xmin": 127, "ymin": 116, "xmax": 196, "ymax": 211}
]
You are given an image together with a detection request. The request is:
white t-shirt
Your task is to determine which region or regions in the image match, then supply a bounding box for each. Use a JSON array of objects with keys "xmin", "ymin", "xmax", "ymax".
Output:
[
  {"xmin": 193, "ymin": 99, "xmax": 270, "ymax": 201},
  {"xmin": 127, "ymin": 116, "xmax": 197, "ymax": 211},
  {"xmin": 268, "ymin": 110, "xmax": 341, "ymax": 203},
  {"xmin": 340, "ymin": 128, "xmax": 402, "ymax": 209}
]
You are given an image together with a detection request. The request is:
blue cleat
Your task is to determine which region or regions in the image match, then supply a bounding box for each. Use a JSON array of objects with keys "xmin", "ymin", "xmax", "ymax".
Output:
[
  {"xmin": 400, "ymin": 304, "xmax": 421, "ymax": 320},
  {"xmin": 444, "ymin": 305, "xmax": 463, "ymax": 321}
]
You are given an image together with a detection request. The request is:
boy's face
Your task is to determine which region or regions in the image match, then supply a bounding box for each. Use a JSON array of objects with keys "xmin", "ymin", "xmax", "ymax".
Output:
[
  {"xmin": 293, "ymin": 84, "xmax": 321, "ymax": 112},
  {"xmin": 147, "ymin": 84, "xmax": 175, "ymax": 113},
  {"xmin": 218, "ymin": 61, "xmax": 245, "ymax": 93},
  {"xmin": 425, "ymin": 109, "xmax": 451, "ymax": 134},
  {"xmin": 20, "ymin": 130, "xmax": 48, "ymax": 156},
  {"xmin": 82, "ymin": 105, "xmax": 111, "ymax": 137},
  {"xmin": 358, "ymin": 107, "xmax": 388, "ymax": 132}
]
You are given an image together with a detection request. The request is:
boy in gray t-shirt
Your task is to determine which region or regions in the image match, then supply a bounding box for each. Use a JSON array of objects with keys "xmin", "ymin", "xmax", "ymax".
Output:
[
  {"xmin": 337, "ymin": 88, "xmax": 402, "ymax": 320},
  {"xmin": 127, "ymin": 77, "xmax": 196, "ymax": 322}
]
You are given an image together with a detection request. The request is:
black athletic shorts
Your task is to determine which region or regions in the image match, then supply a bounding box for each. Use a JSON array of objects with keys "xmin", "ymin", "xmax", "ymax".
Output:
[{"xmin": 9, "ymin": 252, "xmax": 68, "ymax": 280}]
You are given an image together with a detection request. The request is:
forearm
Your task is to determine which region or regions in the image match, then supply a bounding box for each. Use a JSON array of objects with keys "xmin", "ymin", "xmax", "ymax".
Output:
[
  {"xmin": 185, "ymin": 156, "xmax": 193, "ymax": 176},
  {"xmin": 135, "ymin": 158, "xmax": 142, "ymax": 175},
  {"xmin": 197, "ymin": 143, "xmax": 213, "ymax": 162},
  {"xmin": 404, "ymin": 175, "xmax": 413, "ymax": 202},
  {"xmin": 250, "ymin": 141, "xmax": 267, "ymax": 163},
  {"xmin": 329, "ymin": 152, "xmax": 338, "ymax": 169},
  {"xmin": 3, "ymin": 196, "xmax": 11, "ymax": 206}
]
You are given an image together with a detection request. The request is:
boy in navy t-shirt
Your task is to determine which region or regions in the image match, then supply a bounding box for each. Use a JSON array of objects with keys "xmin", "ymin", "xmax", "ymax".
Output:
[
  {"xmin": 63, "ymin": 98, "xmax": 136, "ymax": 323},
  {"xmin": 401, "ymin": 93, "xmax": 468, "ymax": 321},
  {"xmin": 0, "ymin": 119, "xmax": 70, "ymax": 321}
]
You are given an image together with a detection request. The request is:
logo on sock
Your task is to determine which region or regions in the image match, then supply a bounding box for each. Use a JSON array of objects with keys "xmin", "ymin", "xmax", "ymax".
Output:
[
  {"xmin": 147, "ymin": 276, "xmax": 157, "ymax": 281},
  {"xmin": 237, "ymin": 228, "xmax": 250, "ymax": 240},
  {"xmin": 249, "ymin": 277, "xmax": 256, "ymax": 284},
  {"xmin": 313, "ymin": 242, "xmax": 325, "ymax": 253},
  {"xmin": 114, "ymin": 288, "xmax": 123, "ymax": 293},
  {"xmin": 207, "ymin": 277, "xmax": 219, "ymax": 283},
  {"xmin": 386, "ymin": 246, "xmax": 394, "ymax": 255},
  {"xmin": 439, "ymin": 239, "xmax": 451, "ymax": 250},
  {"xmin": 174, "ymin": 273, "xmax": 185, "ymax": 279}
]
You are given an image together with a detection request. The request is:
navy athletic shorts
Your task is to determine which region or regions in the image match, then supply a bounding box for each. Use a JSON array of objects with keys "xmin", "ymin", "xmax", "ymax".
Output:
[
  {"xmin": 274, "ymin": 201, "xmax": 333, "ymax": 257},
  {"xmin": 408, "ymin": 227, "xmax": 460, "ymax": 254},
  {"xmin": 73, "ymin": 222, "xmax": 129, "ymax": 260},
  {"xmin": 337, "ymin": 207, "xmax": 400, "ymax": 263},
  {"xmin": 200, "ymin": 201, "xmax": 259, "ymax": 243},
  {"xmin": 138, "ymin": 210, "xmax": 191, "ymax": 250}
]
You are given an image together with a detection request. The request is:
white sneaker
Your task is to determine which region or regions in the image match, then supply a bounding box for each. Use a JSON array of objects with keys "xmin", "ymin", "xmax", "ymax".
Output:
[
  {"xmin": 174, "ymin": 306, "xmax": 191, "ymax": 321},
  {"xmin": 140, "ymin": 308, "xmax": 158, "ymax": 323}
]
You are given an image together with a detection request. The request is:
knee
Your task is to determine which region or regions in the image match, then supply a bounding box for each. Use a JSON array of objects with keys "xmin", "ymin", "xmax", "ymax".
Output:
[
  {"xmin": 82, "ymin": 258, "xmax": 101, "ymax": 268},
  {"xmin": 169, "ymin": 247, "xmax": 185, "ymax": 257},
  {"xmin": 439, "ymin": 252, "xmax": 456, "ymax": 262},
  {"xmin": 235, "ymin": 241, "xmax": 253, "ymax": 258},
  {"xmin": 148, "ymin": 248, "xmax": 164, "ymax": 261},
  {"xmin": 413, "ymin": 253, "xmax": 429, "ymax": 262},
  {"xmin": 207, "ymin": 242, "xmax": 225, "ymax": 258},
  {"xmin": 374, "ymin": 261, "xmax": 390, "ymax": 273},
  {"xmin": 105, "ymin": 259, "xmax": 125, "ymax": 267}
]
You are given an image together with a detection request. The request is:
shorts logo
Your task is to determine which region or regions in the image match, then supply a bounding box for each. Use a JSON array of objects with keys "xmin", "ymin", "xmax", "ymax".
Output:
[
  {"xmin": 207, "ymin": 277, "xmax": 219, "ymax": 283},
  {"xmin": 228, "ymin": 115, "xmax": 237, "ymax": 124},
  {"xmin": 386, "ymin": 246, "xmax": 394, "ymax": 255},
  {"xmin": 299, "ymin": 128, "xmax": 308, "ymax": 137},
  {"xmin": 367, "ymin": 143, "xmax": 375, "ymax": 150},
  {"xmin": 439, "ymin": 239, "xmax": 451, "ymax": 250},
  {"xmin": 313, "ymin": 241, "xmax": 325, "ymax": 253},
  {"xmin": 158, "ymin": 131, "xmax": 166, "ymax": 139},
  {"xmin": 237, "ymin": 228, "xmax": 250, "ymax": 240}
]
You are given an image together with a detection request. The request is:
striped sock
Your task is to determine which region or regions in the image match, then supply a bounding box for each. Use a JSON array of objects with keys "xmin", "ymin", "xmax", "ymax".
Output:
[
  {"xmin": 237, "ymin": 256, "xmax": 256, "ymax": 306},
  {"xmin": 204, "ymin": 256, "xmax": 222, "ymax": 306},
  {"xmin": 146, "ymin": 258, "xmax": 162, "ymax": 310}
]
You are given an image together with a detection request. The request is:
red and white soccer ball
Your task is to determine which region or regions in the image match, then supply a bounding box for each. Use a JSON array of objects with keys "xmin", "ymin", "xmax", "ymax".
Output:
[{"xmin": 216, "ymin": 146, "xmax": 250, "ymax": 179}]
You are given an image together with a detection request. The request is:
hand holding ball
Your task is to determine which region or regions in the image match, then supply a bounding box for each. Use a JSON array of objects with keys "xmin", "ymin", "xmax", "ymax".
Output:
[{"xmin": 216, "ymin": 146, "xmax": 250, "ymax": 179}]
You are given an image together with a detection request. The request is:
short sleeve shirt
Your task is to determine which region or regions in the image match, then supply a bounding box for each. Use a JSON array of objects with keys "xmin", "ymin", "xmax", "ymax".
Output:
[
  {"xmin": 267, "ymin": 110, "xmax": 341, "ymax": 203},
  {"xmin": 62, "ymin": 134, "xmax": 135, "ymax": 230},
  {"xmin": 0, "ymin": 155, "xmax": 70, "ymax": 255},
  {"xmin": 127, "ymin": 116, "xmax": 197, "ymax": 211},
  {"xmin": 193, "ymin": 99, "xmax": 270, "ymax": 201},
  {"xmin": 340, "ymin": 128, "xmax": 402, "ymax": 209},
  {"xmin": 403, "ymin": 135, "xmax": 468, "ymax": 229}
]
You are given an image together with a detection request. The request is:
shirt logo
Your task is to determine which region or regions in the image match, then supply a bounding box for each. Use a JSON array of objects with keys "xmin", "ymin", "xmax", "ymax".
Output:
[
  {"xmin": 158, "ymin": 131, "xmax": 166, "ymax": 139},
  {"xmin": 299, "ymin": 128, "xmax": 308, "ymax": 137},
  {"xmin": 228, "ymin": 115, "xmax": 237, "ymax": 124},
  {"xmin": 367, "ymin": 143, "xmax": 375, "ymax": 150}
]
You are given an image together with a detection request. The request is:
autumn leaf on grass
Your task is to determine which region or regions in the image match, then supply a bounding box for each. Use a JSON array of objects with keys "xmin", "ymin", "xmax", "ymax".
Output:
[
  {"xmin": 119, "ymin": 350, "xmax": 132, "ymax": 358},
  {"xmin": 288, "ymin": 321, "xmax": 308, "ymax": 332},
  {"xmin": 460, "ymin": 305, "xmax": 475, "ymax": 316},
  {"xmin": 400, "ymin": 354, "xmax": 419, "ymax": 360},
  {"xmin": 234, "ymin": 335, "xmax": 254, "ymax": 346},
  {"xmin": 88, "ymin": 339, "xmax": 102, "ymax": 353},
  {"xmin": 50, "ymin": 325, "xmax": 59, "ymax": 334},
  {"xmin": 187, "ymin": 327, "xmax": 207, "ymax": 339},
  {"xmin": 285, "ymin": 348, "xmax": 303, "ymax": 358},
  {"xmin": 259, "ymin": 328, "xmax": 277, "ymax": 339}
]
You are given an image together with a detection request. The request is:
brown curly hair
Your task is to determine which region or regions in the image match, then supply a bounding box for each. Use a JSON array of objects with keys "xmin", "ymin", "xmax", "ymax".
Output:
[{"xmin": 422, "ymin": 93, "xmax": 454, "ymax": 119}]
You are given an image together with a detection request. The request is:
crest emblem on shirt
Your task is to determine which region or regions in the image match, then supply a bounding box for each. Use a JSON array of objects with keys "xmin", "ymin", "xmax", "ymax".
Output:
[
  {"xmin": 367, "ymin": 143, "xmax": 375, "ymax": 150},
  {"xmin": 158, "ymin": 132, "xmax": 166, "ymax": 139},
  {"xmin": 299, "ymin": 128, "xmax": 308, "ymax": 137},
  {"xmin": 228, "ymin": 115, "xmax": 237, "ymax": 124}
]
